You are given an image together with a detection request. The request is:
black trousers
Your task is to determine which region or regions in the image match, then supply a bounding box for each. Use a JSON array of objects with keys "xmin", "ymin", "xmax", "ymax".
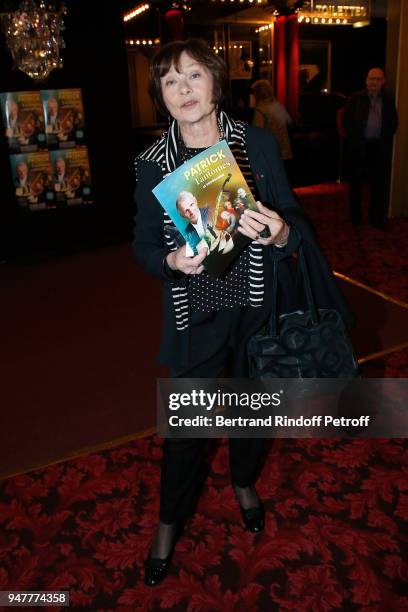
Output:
[
  {"xmin": 159, "ymin": 307, "xmax": 268, "ymax": 524},
  {"xmin": 349, "ymin": 140, "xmax": 389, "ymax": 226}
]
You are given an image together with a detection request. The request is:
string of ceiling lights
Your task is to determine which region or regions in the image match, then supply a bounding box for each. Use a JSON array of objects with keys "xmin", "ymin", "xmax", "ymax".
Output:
[
  {"xmin": 123, "ymin": 1, "xmax": 369, "ymax": 28},
  {"xmin": 123, "ymin": 3, "xmax": 150, "ymax": 23},
  {"xmin": 211, "ymin": 0, "xmax": 266, "ymax": 4},
  {"xmin": 126, "ymin": 38, "xmax": 160, "ymax": 46}
]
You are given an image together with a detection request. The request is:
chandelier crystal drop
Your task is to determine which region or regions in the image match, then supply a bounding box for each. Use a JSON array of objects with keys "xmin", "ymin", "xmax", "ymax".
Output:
[{"xmin": 0, "ymin": 1, "xmax": 67, "ymax": 81}]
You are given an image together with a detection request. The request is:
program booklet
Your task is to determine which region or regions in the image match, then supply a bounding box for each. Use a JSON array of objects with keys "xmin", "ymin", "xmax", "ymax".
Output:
[{"xmin": 152, "ymin": 140, "xmax": 258, "ymax": 277}]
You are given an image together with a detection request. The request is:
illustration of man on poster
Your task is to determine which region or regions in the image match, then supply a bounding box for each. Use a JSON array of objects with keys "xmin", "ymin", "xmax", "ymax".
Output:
[
  {"xmin": 46, "ymin": 97, "xmax": 62, "ymax": 134},
  {"xmin": 13, "ymin": 157, "xmax": 51, "ymax": 208},
  {"xmin": 15, "ymin": 161, "xmax": 30, "ymax": 196},
  {"xmin": 3, "ymin": 96, "xmax": 38, "ymax": 147},
  {"xmin": 1, "ymin": 92, "xmax": 46, "ymax": 154},
  {"xmin": 233, "ymin": 187, "xmax": 251, "ymax": 210},
  {"xmin": 43, "ymin": 90, "xmax": 86, "ymax": 147},
  {"xmin": 217, "ymin": 191, "xmax": 237, "ymax": 234},
  {"xmin": 176, "ymin": 191, "xmax": 213, "ymax": 256},
  {"xmin": 54, "ymin": 156, "xmax": 68, "ymax": 191},
  {"xmin": 5, "ymin": 98, "xmax": 22, "ymax": 138},
  {"xmin": 176, "ymin": 190, "xmax": 235, "ymax": 257},
  {"xmin": 50, "ymin": 148, "xmax": 93, "ymax": 206}
]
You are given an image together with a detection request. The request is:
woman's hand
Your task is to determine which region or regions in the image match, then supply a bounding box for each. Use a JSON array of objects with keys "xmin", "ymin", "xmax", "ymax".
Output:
[
  {"xmin": 237, "ymin": 201, "xmax": 289, "ymax": 247},
  {"xmin": 166, "ymin": 245, "xmax": 207, "ymax": 275},
  {"xmin": 196, "ymin": 238, "xmax": 210, "ymax": 256}
]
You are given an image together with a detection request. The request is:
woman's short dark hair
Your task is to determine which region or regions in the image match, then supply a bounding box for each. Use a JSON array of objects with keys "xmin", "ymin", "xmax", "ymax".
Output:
[{"xmin": 149, "ymin": 39, "xmax": 228, "ymax": 116}]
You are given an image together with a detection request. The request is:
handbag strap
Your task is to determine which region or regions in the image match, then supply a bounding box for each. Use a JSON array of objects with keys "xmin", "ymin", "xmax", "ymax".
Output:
[
  {"xmin": 298, "ymin": 245, "xmax": 319, "ymax": 324},
  {"xmin": 268, "ymin": 243, "xmax": 319, "ymax": 337},
  {"xmin": 270, "ymin": 258, "xmax": 279, "ymax": 337}
]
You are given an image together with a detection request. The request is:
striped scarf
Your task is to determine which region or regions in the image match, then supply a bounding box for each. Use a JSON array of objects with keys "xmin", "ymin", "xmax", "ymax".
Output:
[{"xmin": 135, "ymin": 111, "xmax": 264, "ymax": 331}]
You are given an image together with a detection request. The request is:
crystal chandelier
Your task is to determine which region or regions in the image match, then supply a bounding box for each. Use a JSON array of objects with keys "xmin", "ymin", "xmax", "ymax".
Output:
[{"xmin": 0, "ymin": 1, "xmax": 67, "ymax": 81}]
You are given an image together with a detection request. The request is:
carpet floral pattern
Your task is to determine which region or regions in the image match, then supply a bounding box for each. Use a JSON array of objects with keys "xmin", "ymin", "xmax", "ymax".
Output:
[
  {"xmin": 295, "ymin": 183, "xmax": 408, "ymax": 302},
  {"xmin": 1, "ymin": 437, "xmax": 407, "ymax": 611},
  {"xmin": 295, "ymin": 183, "xmax": 408, "ymax": 378}
]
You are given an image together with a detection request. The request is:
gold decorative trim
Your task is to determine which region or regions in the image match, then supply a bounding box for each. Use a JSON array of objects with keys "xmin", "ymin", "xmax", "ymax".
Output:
[
  {"xmin": 334, "ymin": 271, "xmax": 408, "ymax": 310},
  {"xmin": 3, "ymin": 272, "xmax": 407, "ymax": 480},
  {"xmin": 0, "ymin": 426, "xmax": 157, "ymax": 482},
  {"xmin": 357, "ymin": 342, "xmax": 408, "ymax": 365},
  {"xmin": 336, "ymin": 271, "xmax": 408, "ymax": 364}
]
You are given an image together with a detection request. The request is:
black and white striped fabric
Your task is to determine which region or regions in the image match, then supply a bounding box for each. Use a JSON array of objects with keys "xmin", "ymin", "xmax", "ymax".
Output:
[{"xmin": 135, "ymin": 111, "xmax": 264, "ymax": 331}]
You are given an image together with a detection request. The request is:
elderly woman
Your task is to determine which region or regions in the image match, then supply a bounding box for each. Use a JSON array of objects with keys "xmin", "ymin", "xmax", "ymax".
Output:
[{"xmin": 134, "ymin": 39, "xmax": 352, "ymax": 587}]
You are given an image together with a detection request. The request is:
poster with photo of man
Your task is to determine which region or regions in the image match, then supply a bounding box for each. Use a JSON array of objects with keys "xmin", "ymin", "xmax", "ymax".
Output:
[
  {"xmin": 50, "ymin": 147, "xmax": 93, "ymax": 206},
  {"xmin": 0, "ymin": 91, "xmax": 46, "ymax": 154},
  {"xmin": 10, "ymin": 152, "xmax": 55, "ymax": 211},
  {"xmin": 41, "ymin": 89, "xmax": 86, "ymax": 149}
]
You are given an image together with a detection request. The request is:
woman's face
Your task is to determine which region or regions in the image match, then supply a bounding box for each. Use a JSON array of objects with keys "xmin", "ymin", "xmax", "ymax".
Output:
[{"xmin": 160, "ymin": 51, "xmax": 215, "ymax": 124}]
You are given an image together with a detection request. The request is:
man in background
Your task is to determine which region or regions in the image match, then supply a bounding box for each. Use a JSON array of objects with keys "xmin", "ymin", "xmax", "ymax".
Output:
[{"xmin": 343, "ymin": 67, "xmax": 398, "ymax": 228}]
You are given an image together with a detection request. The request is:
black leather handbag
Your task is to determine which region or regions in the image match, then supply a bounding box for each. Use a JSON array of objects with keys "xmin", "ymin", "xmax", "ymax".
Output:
[{"xmin": 247, "ymin": 246, "xmax": 359, "ymax": 379}]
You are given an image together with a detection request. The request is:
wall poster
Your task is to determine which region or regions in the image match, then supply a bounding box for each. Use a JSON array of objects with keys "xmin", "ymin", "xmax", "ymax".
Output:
[{"xmin": 1, "ymin": 88, "xmax": 93, "ymax": 211}]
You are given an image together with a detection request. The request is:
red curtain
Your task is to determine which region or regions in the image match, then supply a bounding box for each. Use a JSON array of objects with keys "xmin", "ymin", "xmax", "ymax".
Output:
[
  {"xmin": 286, "ymin": 14, "xmax": 299, "ymax": 121},
  {"xmin": 164, "ymin": 9, "xmax": 184, "ymax": 41},
  {"xmin": 274, "ymin": 16, "xmax": 287, "ymax": 106}
]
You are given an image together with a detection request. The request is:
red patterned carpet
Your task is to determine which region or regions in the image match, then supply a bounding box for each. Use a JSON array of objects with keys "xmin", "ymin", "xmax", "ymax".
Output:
[
  {"xmin": 0, "ymin": 182, "xmax": 407, "ymax": 611},
  {"xmin": 1, "ymin": 438, "xmax": 407, "ymax": 610},
  {"xmin": 295, "ymin": 183, "xmax": 408, "ymax": 303},
  {"xmin": 295, "ymin": 183, "xmax": 408, "ymax": 378}
]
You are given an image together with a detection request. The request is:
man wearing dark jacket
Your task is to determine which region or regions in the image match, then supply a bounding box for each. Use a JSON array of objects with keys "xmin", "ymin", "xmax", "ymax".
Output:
[
  {"xmin": 343, "ymin": 67, "xmax": 398, "ymax": 228},
  {"xmin": 176, "ymin": 191, "xmax": 210, "ymax": 252}
]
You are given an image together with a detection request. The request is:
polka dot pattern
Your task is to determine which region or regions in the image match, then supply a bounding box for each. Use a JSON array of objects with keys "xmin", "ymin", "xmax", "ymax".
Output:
[{"xmin": 189, "ymin": 249, "xmax": 250, "ymax": 312}]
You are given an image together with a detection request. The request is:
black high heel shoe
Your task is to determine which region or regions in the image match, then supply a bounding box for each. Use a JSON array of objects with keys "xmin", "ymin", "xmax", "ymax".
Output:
[
  {"xmin": 144, "ymin": 522, "xmax": 183, "ymax": 587},
  {"xmin": 233, "ymin": 484, "xmax": 265, "ymax": 533},
  {"xmin": 144, "ymin": 553, "xmax": 173, "ymax": 587},
  {"xmin": 240, "ymin": 504, "xmax": 265, "ymax": 533}
]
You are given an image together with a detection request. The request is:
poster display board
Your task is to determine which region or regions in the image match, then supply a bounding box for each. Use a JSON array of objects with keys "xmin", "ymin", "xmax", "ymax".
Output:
[{"xmin": 1, "ymin": 88, "xmax": 92, "ymax": 211}]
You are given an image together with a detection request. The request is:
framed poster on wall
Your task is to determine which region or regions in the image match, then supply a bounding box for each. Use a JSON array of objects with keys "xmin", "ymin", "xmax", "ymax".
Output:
[
  {"xmin": 41, "ymin": 89, "xmax": 86, "ymax": 149},
  {"xmin": 49, "ymin": 148, "xmax": 93, "ymax": 207},
  {"xmin": 0, "ymin": 91, "xmax": 46, "ymax": 154},
  {"xmin": 299, "ymin": 40, "xmax": 332, "ymax": 93},
  {"xmin": 229, "ymin": 41, "xmax": 253, "ymax": 80},
  {"xmin": 10, "ymin": 151, "xmax": 55, "ymax": 211}
]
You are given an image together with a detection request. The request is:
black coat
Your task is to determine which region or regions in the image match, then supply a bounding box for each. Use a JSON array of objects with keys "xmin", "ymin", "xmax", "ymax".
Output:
[
  {"xmin": 342, "ymin": 89, "xmax": 398, "ymax": 173},
  {"xmin": 133, "ymin": 125, "xmax": 354, "ymax": 369}
]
